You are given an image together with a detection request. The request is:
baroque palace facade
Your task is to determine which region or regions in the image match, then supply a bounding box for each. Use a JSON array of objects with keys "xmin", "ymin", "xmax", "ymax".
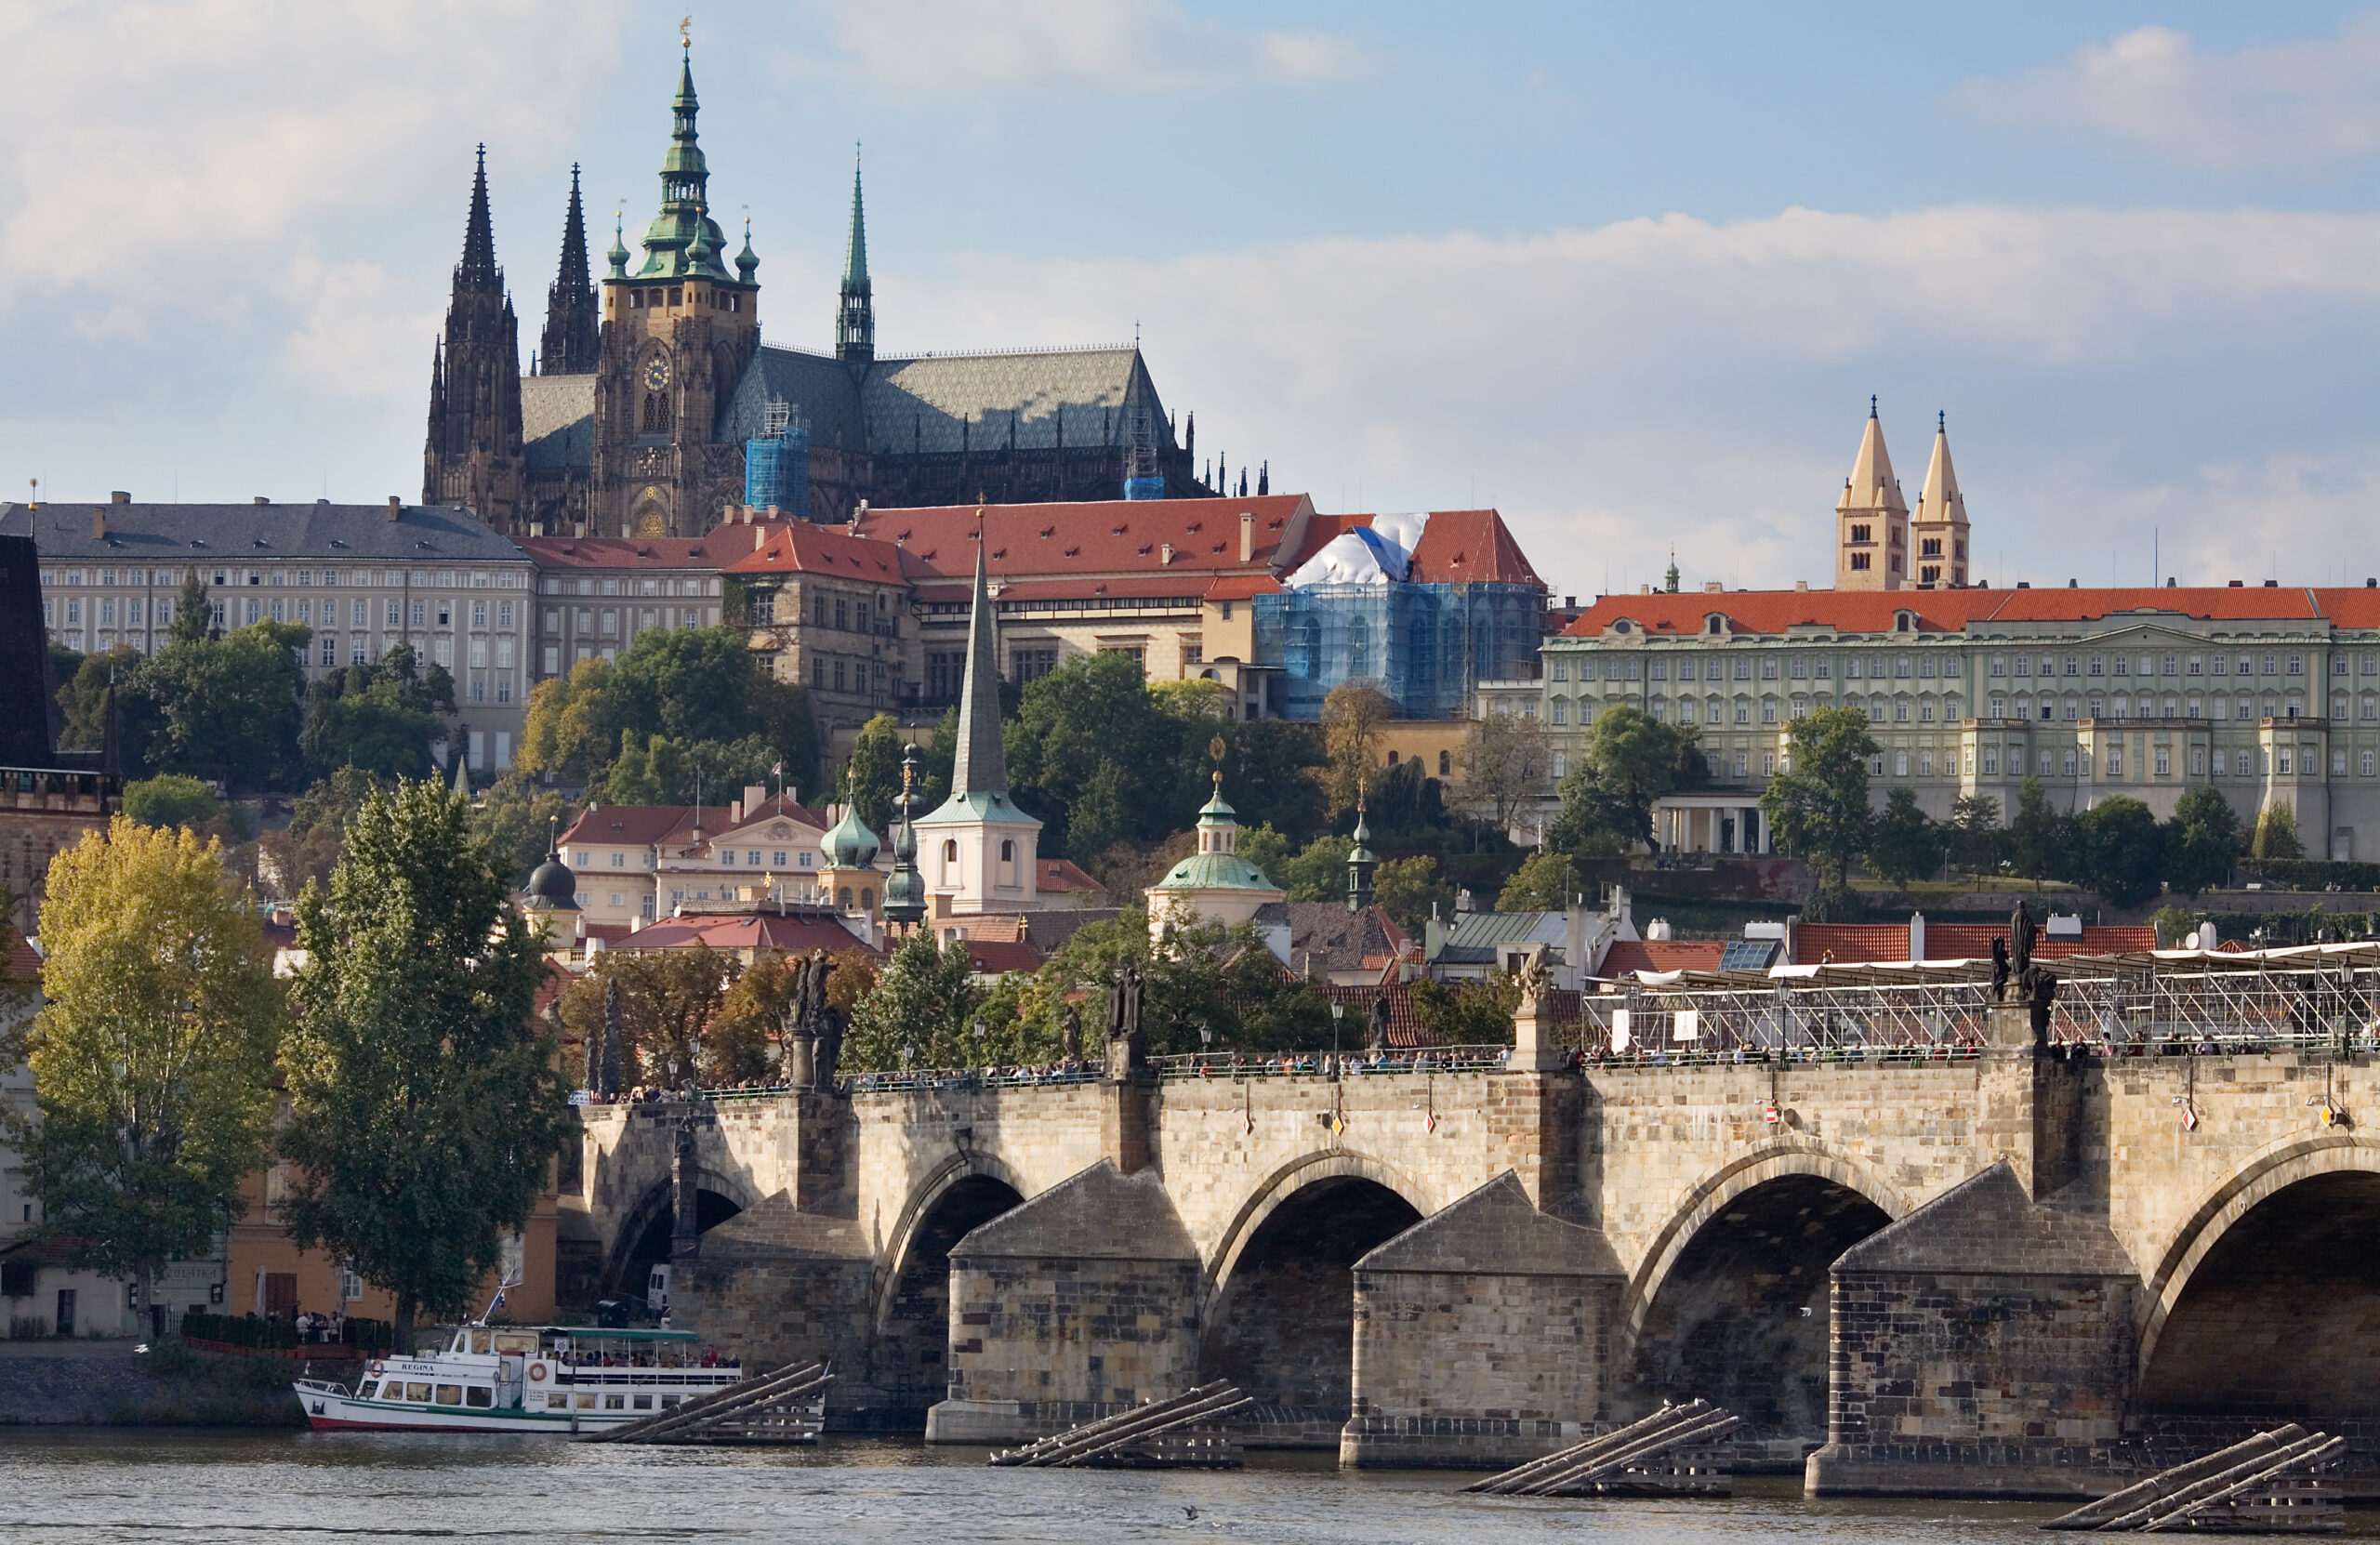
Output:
[
  {"xmin": 425, "ymin": 43, "xmax": 1221, "ymax": 539},
  {"xmin": 1540, "ymin": 409, "xmax": 2380, "ymax": 858}
]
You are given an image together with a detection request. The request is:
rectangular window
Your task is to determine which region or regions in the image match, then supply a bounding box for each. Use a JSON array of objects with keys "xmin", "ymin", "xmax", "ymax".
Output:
[
  {"xmin": 2065, "ymin": 655, "xmax": 2079, "ymax": 677},
  {"xmin": 2365, "ymin": 752, "xmax": 2376, "ymax": 777},
  {"xmin": 1790, "ymin": 657, "xmax": 1807, "ymax": 679},
  {"xmin": 1734, "ymin": 701, "xmax": 1749, "ymax": 725},
  {"xmin": 2191, "ymin": 748, "xmax": 2205, "ymax": 775},
  {"xmin": 2156, "ymin": 747, "xmax": 2171, "ymax": 776},
  {"xmin": 2063, "ymin": 751, "xmax": 2078, "ymax": 776},
  {"xmin": 2090, "ymin": 654, "xmax": 2104, "ymax": 677},
  {"xmin": 2287, "ymin": 654, "xmax": 2302, "ymax": 676},
  {"xmin": 1551, "ymin": 700, "xmax": 1567, "ymax": 726},
  {"xmin": 468, "ymin": 639, "xmax": 487, "ymax": 668},
  {"xmin": 2264, "ymin": 654, "xmax": 2279, "ymax": 676},
  {"xmin": 1983, "ymin": 749, "xmax": 1999, "ymax": 774},
  {"xmin": 1733, "ymin": 751, "xmax": 1748, "ymax": 777},
  {"xmin": 2188, "ymin": 655, "xmax": 2202, "ymax": 676},
  {"xmin": 1894, "ymin": 752, "xmax": 1910, "ymax": 777},
  {"xmin": 1761, "ymin": 702, "xmax": 1778, "ymax": 724},
  {"xmin": 1815, "ymin": 659, "xmax": 1830, "ymax": 679},
  {"xmin": 1552, "ymin": 752, "xmax": 1567, "ymax": 778},
  {"xmin": 1552, "ymin": 661, "xmax": 1567, "ymax": 681},
  {"xmin": 1918, "ymin": 751, "xmax": 1934, "ymax": 776},
  {"xmin": 1761, "ymin": 658, "xmax": 1778, "ymax": 680},
  {"xmin": 2334, "ymin": 750, "xmax": 2348, "ymax": 777}
]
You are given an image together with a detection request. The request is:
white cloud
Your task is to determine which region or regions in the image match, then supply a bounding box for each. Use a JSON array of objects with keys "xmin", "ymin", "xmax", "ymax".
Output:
[
  {"xmin": 281, "ymin": 243, "xmax": 440, "ymax": 403},
  {"xmin": 883, "ymin": 204, "xmax": 2380, "ymax": 598},
  {"xmin": 1957, "ymin": 20, "xmax": 2380, "ymax": 170},
  {"xmin": 807, "ymin": 0, "xmax": 1366, "ymax": 91}
]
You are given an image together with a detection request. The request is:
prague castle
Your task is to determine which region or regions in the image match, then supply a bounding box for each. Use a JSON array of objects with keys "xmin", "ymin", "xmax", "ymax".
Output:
[{"xmin": 425, "ymin": 41, "xmax": 1223, "ymax": 539}]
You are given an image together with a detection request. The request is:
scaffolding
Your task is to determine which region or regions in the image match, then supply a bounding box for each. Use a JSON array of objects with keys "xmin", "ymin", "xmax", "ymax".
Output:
[
  {"xmin": 1252, "ymin": 580, "xmax": 1544, "ymax": 720},
  {"xmin": 745, "ymin": 413, "xmax": 811, "ymax": 517}
]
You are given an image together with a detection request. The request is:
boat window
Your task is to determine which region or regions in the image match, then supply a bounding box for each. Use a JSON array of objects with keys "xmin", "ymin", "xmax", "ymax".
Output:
[
  {"xmin": 493, "ymin": 1332, "xmax": 536, "ymax": 1355},
  {"xmin": 575, "ymin": 1393, "xmax": 598, "ymax": 1409},
  {"xmin": 356, "ymin": 1381, "xmax": 377, "ymax": 1399},
  {"xmin": 405, "ymin": 1382, "xmax": 433, "ymax": 1403},
  {"xmin": 605, "ymin": 1393, "xmax": 627, "ymax": 1409},
  {"xmin": 660, "ymin": 1394, "xmax": 681, "ymax": 1408},
  {"xmin": 547, "ymin": 1393, "xmax": 568, "ymax": 1409},
  {"xmin": 469, "ymin": 1330, "xmax": 493, "ymax": 1354},
  {"xmin": 633, "ymin": 1394, "xmax": 654, "ymax": 1410},
  {"xmin": 466, "ymin": 1387, "xmax": 493, "ymax": 1408},
  {"xmin": 436, "ymin": 1385, "xmax": 463, "ymax": 1406}
]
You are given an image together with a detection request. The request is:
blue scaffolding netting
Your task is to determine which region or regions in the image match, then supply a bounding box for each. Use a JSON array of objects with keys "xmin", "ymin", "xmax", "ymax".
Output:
[{"xmin": 1253, "ymin": 581, "xmax": 1543, "ymax": 720}]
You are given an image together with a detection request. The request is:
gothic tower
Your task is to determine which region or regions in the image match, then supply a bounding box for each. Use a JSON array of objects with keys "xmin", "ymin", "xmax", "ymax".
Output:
[
  {"xmin": 836, "ymin": 151, "xmax": 874, "ymax": 373},
  {"xmin": 537, "ymin": 165, "xmax": 600, "ymax": 376},
  {"xmin": 1833, "ymin": 398, "xmax": 1906, "ymax": 592},
  {"xmin": 422, "ymin": 146, "xmax": 524, "ymax": 528},
  {"xmin": 1911, "ymin": 411, "xmax": 1970, "ymax": 589},
  {"xmin": 589, "ymin": 41, "xmax": 762, "ymax": 538}
]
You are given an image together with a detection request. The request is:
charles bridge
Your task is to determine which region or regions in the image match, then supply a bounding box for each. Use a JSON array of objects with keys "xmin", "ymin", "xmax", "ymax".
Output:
[{"xmin": 564, "ymin": 949, "xmax": 2380, "ymax": 1496}]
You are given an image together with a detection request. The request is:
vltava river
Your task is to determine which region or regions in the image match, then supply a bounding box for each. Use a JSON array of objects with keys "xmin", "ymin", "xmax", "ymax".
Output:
[{"xmin": 2, "ymin": 1431, "xmax": 2374, "ymax": 1543}]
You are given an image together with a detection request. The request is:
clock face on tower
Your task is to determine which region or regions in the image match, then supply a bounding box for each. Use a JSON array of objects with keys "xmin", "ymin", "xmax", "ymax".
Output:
[{"xmin": 642, "ymin": 355, "xmax": 670, "ymax": 391}]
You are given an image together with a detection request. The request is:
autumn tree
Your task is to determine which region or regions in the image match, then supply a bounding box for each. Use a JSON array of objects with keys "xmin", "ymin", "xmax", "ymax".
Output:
[
  {"xmin": 1459, "ymin": 711, "xmax": 1552, "ymax": 837},
  {"xmin": 1320, "ymin": 681, "xmax": 1395, "ymax": 815},
  {"xmin": 9, "ymin": 819, "xmax": 283, "ymax": 1329},
  {"xmin": 556, "ymin": 945, "xmax": 745, "ymax": 1089},
  {"xmin": 280, "ymin": 779, "xmax": 572, "ymax": 1347}
]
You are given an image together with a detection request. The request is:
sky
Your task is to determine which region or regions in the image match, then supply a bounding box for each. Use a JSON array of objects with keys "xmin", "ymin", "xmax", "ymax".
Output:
[{"xmin": 3, "ymin": 1, "xmax": 2377, "ymax": 603}]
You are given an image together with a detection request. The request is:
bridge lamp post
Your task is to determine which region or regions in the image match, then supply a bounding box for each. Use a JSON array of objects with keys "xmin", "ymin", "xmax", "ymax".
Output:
[
  {"xmin": 1330, "ymin": 1001, "xmax": 1344, "ymax": 1078},
  {"xmin": 973, "ymin": 1019, "xmax": 985, "ymax": 1068}
]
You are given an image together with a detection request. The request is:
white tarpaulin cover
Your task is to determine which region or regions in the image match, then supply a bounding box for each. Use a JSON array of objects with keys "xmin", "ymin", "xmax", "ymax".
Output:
[{"xmin": 1283, "ymin": 511, "xmax": 1430, "ymax": 588}]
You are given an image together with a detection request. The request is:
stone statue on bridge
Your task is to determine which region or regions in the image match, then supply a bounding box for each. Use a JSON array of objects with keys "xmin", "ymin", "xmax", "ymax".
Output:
[
  {"xmin": 1105, "ymin": 967, "xmax": 1148, "ymax": 1076},
  {"xmin": 2007, "ymin": 900, "xmax": 2057, "ymax": 1050},
  {"xmin": 1061, "ymin": 1002, "xmax": 1084, "ymax": 1063},
  {"xmin": 1367, "ymin": 991, "xmax": 1391, "ymax": 1053},
  {"xmin": 780, "ymin": 949, "xmax": 846, "ymax": 1091},
  {"xmin": 593, "ymin": 976, "xmax": 623, "ymax": 1100}
]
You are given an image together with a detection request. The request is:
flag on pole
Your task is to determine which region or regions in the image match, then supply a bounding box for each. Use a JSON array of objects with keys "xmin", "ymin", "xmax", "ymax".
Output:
[{"xmin": 771, "ymin": 761, "xmax": 782, "ymax": 776}]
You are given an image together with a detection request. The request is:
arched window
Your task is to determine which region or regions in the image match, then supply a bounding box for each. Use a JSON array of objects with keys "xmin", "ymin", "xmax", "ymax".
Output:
[
  {"xmin": 1386, "ymin": 750, "xmax": 1400, "ymax": 765},
  {"xmin": 940, "ymin": 839, "xmax": 958, "ymax": 882},
  {"xmin": 861, "ymin": 889, "xmax": 875, "ymax": 910},
  {"xmin": 999, "ymin": 839, "xmax": 1015, "ymax": 861},
  {"xmin": 838, "ymin": 886, "xmax": 853, "ymax": 910},
  {"xmin": 641, "ymin": 391, "xmax": 669, "ymax": 434},
  {"xmin": 1438, "ymin": 750, "xmax": 1451, "ymax": 776}
]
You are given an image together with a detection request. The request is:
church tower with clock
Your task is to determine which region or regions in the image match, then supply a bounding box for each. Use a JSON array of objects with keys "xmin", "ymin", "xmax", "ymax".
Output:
[{"xmin": 588, "ymin": 38, "xmax": 760, "ymax": 537}]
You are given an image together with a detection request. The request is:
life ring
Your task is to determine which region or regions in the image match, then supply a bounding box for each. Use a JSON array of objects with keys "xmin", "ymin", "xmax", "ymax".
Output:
[
  {"xmin": 368, "ymin": 1360, "xmax": 386, "ymax": 1377},
  {"xmin": 528, "ymin": 1362, "xmax": 549, "ymax": 1382}
]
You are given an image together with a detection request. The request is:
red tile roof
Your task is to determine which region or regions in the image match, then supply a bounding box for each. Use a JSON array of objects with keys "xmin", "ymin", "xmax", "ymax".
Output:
[
  {"xmin": 1791, "ymin": 920, "xmax": 2159, "ymax": 966},
  {"xmin": 6, "ymin": 935, "xmax": 38, "ymax": 981},
  {"xmin": 561, "ymin": 795, "xmax": 826, "ymax": 855},
  {"xmin": 1565, "ymin": 584, "xmax": 2355, "ymax": 640},
  {"xmin": 518, "ymin": 535, "xmax": 734, "ymax": 569},
  {"xmin": 852, "ymin": 495, "xmax": 1314, "ymax": 581},
  {"xmin": 615, "ymin": 912, "xmax": 879, "ymax": 957},
  {"xmin": 1405, "ymin": 509, "xmax": 1544, "ymax": 588},
  {"xmin": 959, "ymin": 939, "xmax": 1043, "ymax": 976},
  {"xmin": 1037, "ymin": 858, "xmax": 1105, "ymax": 895},
  {"xmin": 1599, "ymin": 939, "xmax": 1730, "ymax": 976},
  {"xmin": 721, "ymin": 522, "xmax": 913, "ymax": 583}
]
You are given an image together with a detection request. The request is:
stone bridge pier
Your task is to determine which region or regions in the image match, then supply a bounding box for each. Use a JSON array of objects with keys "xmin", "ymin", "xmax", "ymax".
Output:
[{"xmin": 563, "ymin": 1006, "xmax": 2380, "ymax": 1495}]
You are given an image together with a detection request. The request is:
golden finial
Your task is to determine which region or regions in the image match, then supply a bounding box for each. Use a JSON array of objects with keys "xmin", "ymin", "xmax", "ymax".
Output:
[{"xmin": 680, "ymin": 15, "xmax": 693, "ymax": 47}]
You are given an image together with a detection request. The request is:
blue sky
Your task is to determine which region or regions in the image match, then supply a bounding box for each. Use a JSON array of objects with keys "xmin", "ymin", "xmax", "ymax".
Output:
[{"xmin": 3, "ymin": 1, "xmax": 2376, "ymax": 601}]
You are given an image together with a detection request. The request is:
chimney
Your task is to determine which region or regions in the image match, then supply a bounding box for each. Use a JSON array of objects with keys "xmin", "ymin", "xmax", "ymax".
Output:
[
  {"xmin": 755, "ymin": 525, "xmax": 767, "ymax": 551},
  {"xmin": 1239, "ymin": 510, "xmax": 1254, "ymax": 562},
  {"xmin": 90, "ymin": 507, "xmax": 105, "ymax": 539},
  {"xmin": 743, "ymin": 784, "xmax": 767, "ymax": 813},
  {"xmin": 111, "ymin": 490, "xmax": 129, "ymax": 505},
  {"xmin": 253, "ymin": 495, "xmax": 269, "ymax": 506},
  {"xmin": 387, "ymin": 496, "xmax": 403, "ymax": 521},
  {"xmin": 1795, "ymin": 579, "xmax": 1810, "ymax": 591},
  {"xmin": 728, "ymin": 799, "xmax": 743, "ymax": 824},
  {"xmin": 1160, "ymin": 543, "xmax": 1174, "ymax": 565}
]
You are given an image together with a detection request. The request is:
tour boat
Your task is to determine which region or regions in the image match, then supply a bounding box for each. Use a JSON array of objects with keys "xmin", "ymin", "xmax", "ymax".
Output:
[{"xmin": 294, "ymin": 1324, "xmax": 744, "ymax": 1433}]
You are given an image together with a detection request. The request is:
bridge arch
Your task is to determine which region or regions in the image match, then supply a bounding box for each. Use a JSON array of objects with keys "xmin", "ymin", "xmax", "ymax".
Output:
[
  {"xmin": 1621, "ymin": 1141, "xmax": 1907, "ymax": 1438},
  {"xmin": 870, "ymin": 1151, "xmax": 1028, "ymax": 1420},
  {"xmin": 601, "ymin": 1165, "xmax": 763, "ymax": 1301},
  {"xmin": 1197, "ymin": 1149, "xmax": 1429, "ymax": 1419},
  {"xmin": 2135, "ymin": 1135, "xmax": 2380, "ymax": 1422}
]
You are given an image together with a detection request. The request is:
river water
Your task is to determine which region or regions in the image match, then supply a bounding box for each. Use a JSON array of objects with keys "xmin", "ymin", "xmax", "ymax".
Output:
[{"xmin": 1, "ymin": 1432, "xmax": 2374, "ymax": 1544}]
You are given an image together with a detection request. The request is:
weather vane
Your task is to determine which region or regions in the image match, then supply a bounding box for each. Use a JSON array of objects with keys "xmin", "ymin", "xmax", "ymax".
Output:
[{"xmin": 680, "ymin": 15, "xmax": 693, "ymax": 47}]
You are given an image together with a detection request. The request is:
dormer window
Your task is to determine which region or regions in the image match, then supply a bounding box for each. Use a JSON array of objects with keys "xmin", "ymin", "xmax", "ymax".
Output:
[
  {"xmin": 1895, "ymin": 611, "xmax": 1913, "ymax": 632},
  {"xmin": 1706, "ymin": 614, "xmax": 1725, "ymax": 636}
]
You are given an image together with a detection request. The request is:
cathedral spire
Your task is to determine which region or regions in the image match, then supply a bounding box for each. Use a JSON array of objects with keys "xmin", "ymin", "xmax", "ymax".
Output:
[
  {"xmin": 951, "ymin": 521, "xmax": 1005, "ymax": 799},
  {"xmin": 538, "ymin": 164, "xmax": 600, "ymax": 376},
  {"xmin": 837, "ymin": 146, "xmax": 875, "ymax": 367},
  {"xmin": 456, "ymin": 144, "xmax": 500, "ymax": 294},
  {"xmin": 637, "ymin": 38, "xmax": 732, "ymax": 281}
]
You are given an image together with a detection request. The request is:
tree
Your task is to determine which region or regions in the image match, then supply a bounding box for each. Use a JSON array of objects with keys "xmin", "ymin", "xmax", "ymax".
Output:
[
  {"xmin": 1550, "ymin": 706, "xmax": 1699, "ymax": 852},
  {"xmin": 2165, "ymin": 786, "xmax": 2241, "ymax": 897},
  {"xmin": 9, "ymin": 818, "xmax": 283, "ymax": 1328},
  {"xmin": 1373, "ymin": 854, "xmax": 1450, "ymax": 936},
  {"xmin": 1005, "ymin": 652, "xmax": 1176, "ymax": 855},
  {"xmin": 1202, "ymin": 717, "xmax": 1328, "ymax": 846},
  {"xmin": 471, "ymin": 769, "xmax": 579, "ymax": 890},
  {"xmin": 2010, "ymin": 776, "xmax": 2072, "ymax": 888},
  {"xmin": 1320, "ymin": 681, "xmax": 1395, "ymax": 815},
  {"xmin": 2252, "ymin": 800, "xmax": 2302, "ymax": 861},
  {"xmin": 843, "ymin": 714, "xmax": 909, "ymax": 834},
  {"xmin": 518, "ymin": 627, "xmax": 819, "ymax": 797},
  {"xmin": 1946, "ymin": 795, "xmax": 2006, "ymax": 875},
  {"xmin": 1499, "ymin": 851, "xmax": 1582, "ymax": 912},
  {"xmin": 843, "ymin": 931, "xmax": 983, "ymax": 1071},
  {"xmin": 141, "ymin": 621, "xmax": 311, "ymax": 791},
  {"xmin": 600, "ymin": 731, "xmax": 781, "ymax": 807},
  {"xmin": 122, "ymin": 774, "xmax": 226, "ymax": 831},
  {"xmin": 299, "ymin": 644, "xmax": 452, "ymax": 781},
  {"xmin": 1761, "ymin": 706, "xmax": 1877, "ymax": 905},
  {"xmin": 1867, "ymin": 788, "xmax": 1939, "ymax": 888},
  {"xmin": 1411, "ymin": 972, "xmax": 1518, "ymax": 1044},
  {"xmin": 280, "ymin": 779, "xmax": 572, "ymax": 1347},
  {"xmin": 56, "ymin": 645, "xmax": 165, "ymax": 769},
  {"xmin": 2077, "ymin": 796, "xmax": 2166, "ymax": 908},
  {"xmin": 1459, "ymin": 711, "xmax": 1552, "ymax": 836},
  {"xmin": 557, "ymin": 945, "xmax": 744, "ymax": 1089}
]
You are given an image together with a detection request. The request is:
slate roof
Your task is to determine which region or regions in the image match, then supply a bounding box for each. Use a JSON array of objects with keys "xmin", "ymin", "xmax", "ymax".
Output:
[
  {"xmin": 518, "ymin": 535, "xmax": 732, "ymax": 570},
  {"xmin": 1431, "ymin": 909, "xmax": 1572, "ymax": 966},
  {"xmin": 718, "ymin": 346, "xmax": 869, "ymax": 451},
  {"xmin": 1356, "ymin": 1172, "xmax": 1620, "ymax": 1278},
  {"xmin": 522, "ymin": 375, "xmax": 597, "ymax": 473},
  {"xmin": 952, "ymin": 1159, "xmax": 1197, "ymax": 1261},
  {"xmin": 0, "ymin": 501, "xmax": 527, "ymax": 565},
  {"xmin": 1284, "ymin": 902, "xmax": 1408, "ymax": 977},
  {"xmin": 862, "ymin": 347, "xmax": 1157, "ymax": 456}
]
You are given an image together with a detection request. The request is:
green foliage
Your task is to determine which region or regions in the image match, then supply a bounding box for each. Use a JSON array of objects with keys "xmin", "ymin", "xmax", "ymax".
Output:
[
  {"xmin": 599, "ymin": 731, "xmax": 782, "ymax": 806},
  {"xmin": 1269, "ymin": 834, "xmax": 1355, "ymax": 901},
  {"xmin": 843, "ymin": 931, "xmax": 984, "ymax": 1071},
  {"xmin": 1498, "ymin": 851, "xmax": 1583, "ymax": 912},
  {"xmin": 2150, "ymin": 903, "xmax": 2201, "ymax": 948},
  {"xmin": 280, "ymin": 780, "xmax": 572, "ymax": 1344},
  {"xmin": 140, "ymin": 622, "xmax": 311, "ymax": 792},
  {"xmin": 471, "ymin": 770, "xmax": 580, "ymax": 889},
  {"xmin": 2166, "ymin": 787, "xmax": 2242, "ymax": 896},
  {"xmin": 2077, "ymin": 796, "xmax": 2166, "ymax": 908},
  {"xmin": 56, "ymin": 646, "xmax": 167, "ymax": 768},
  {"xmin": 2252, "ymin": 800, "xmax": 2302, "ymax": 861},
  {"xmin": 1374, "ymin": 854, "xmax": 1450, "ymax": 936},
  {"xmin": 1551, "ymin": 706, "xmax": 1701, "ymax": 852},
  {"xmin": 1005, "ymin": 652, "xmax": 1175, "ymax": 857},
  {"xmin": 521, "ymin": 627, "xmax": 819, "ymax": 798},
  {"xmin": 1761, "ymin": 706, "xmax": 1877, "ymax": 900},
  {"xmin": 11, "ymin": 818, "xmax": 284, "ymax": 1318},
  {"xmin": 298, "ymin": 644, "xmax": 452, "ymax": 781},
  {"xmin": 2010, "ymin": 776, "xmax": 2072, "ymax": 886},
  {"xmin": 1947, "ymin": 795, "xmax": 2008, "ymax": 875},
  {"xmin": 1411, "ymin": 973, "xmax": 1517, "ymax": 1045},
  {"xmin": 1320, "ymin": 681, "xmax": 1395, "ymax": 816},
  {"xmin": 122, "ymin": 774, "xmax": 226, "ymax": 831},
  {"xmin": 1866, "ymin": 788, "xmax": 1939, "ymax": 888},
  {"xmin": 843, "ymin": 714, "xmax": 908, "ymax": 834},
  {"xmin": 167, "ymin": 571, "xmax": 214, "ymax": 647},
  {"xmin": 259, "ymin": 768, "xmax": 391, "ymax": 899}
]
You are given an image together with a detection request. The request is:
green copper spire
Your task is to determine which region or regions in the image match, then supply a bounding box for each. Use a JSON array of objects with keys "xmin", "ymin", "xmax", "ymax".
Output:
[
  {"xmin": 735, "ymin": 217, "xmax": 759, "ymax": 281},
  {"xmin": 606, "ymin": 211, "xmax": 628, "ymax": 279},
  {"xmin": 836, "ymin": 145, "xmax": 874, "ymax": 365},
  {"xmin": 637, "ymin": 40, "xmax": 734, "ymax": 282}
]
